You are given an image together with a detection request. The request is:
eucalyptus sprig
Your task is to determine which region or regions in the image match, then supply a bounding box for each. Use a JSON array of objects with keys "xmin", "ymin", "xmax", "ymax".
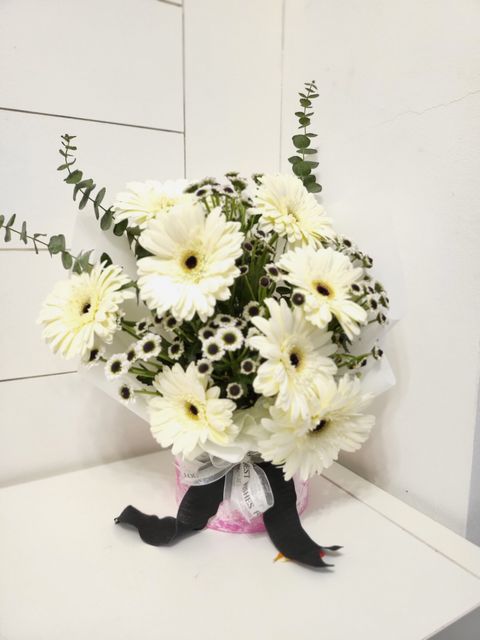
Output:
[
  {"xmin": 288, "ymin": 80, "xmax": 322, "ymax": 193},
  {"xmin": 0, "ymin": 213, "xmax": 93, "ymax": 273}
]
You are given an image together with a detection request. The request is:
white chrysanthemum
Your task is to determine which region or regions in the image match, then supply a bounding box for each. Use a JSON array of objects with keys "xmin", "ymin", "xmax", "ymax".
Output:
[
  {"xmin": 168, "ymin": 341, "xmax": 184, "ymax": 360},
  {"xmin": 196, "ymin": 358, "xmax": 213, "ymax": 376},
  {"xmin": 256, "ymin": 376, "xmax": 375, "ymax": 481},
  {"xmin": 135, "ymin": 333, "xmax": 162, "ymax": 360},
  {"xmin": 278, "ymin": 246, "xmax": 367, "ymax": 339},
  {"xmin": 202, "ymin": 337, "xmax": 225, "ymax": 361},
  {"xmin": 218, "ymin": 326, "xmax": 243, "ymax": 351},
  {"xmin": 137, "ymin": 203, "xmax": 244, "ymax": 322},
  {"xmin": 105, "ymin": 353, "xmax": 130, "ymax": 380},
  {"xmin": 226, "ymin": 382, "xmax": 243, "ymax": 399},
  {"xmin": 254, "ymin": 174, "xmax": 334, "ymax": 247},
  {"xmin": 149, "ymin": 362, "xmax": 238, "ymax": 458},
  {"xmin": 118, "ymin": 382, "xmax": 135, "ymax": 406},
  {"xmin": 113, "ymin": 179, "xmax": 194, "ymax": 229},
  {"xmin": 248, "ymin": 298, "xmax": 336, "ymax": 420},
  {"xmin": 38, "ymin": 263, "xmax": 134, "ymax": 360}
]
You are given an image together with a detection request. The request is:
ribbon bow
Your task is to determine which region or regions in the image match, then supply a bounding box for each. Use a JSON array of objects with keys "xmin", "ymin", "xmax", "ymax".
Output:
[{"xmin": 177, "ymin": 453, "xmax": 274, "ymax": 521}]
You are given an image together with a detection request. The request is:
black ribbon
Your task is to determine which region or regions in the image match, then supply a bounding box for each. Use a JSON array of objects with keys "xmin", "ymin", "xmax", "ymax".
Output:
[{"xmin": 115, "ymin": 461, "xmax": 341, "ymax": 568}]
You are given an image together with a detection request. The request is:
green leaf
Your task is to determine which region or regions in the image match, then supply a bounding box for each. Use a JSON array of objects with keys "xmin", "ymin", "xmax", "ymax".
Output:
[
  {"xmin": 20, "ymin": 221, "xmax": 28, "ymax": 244},
  {"xmin": 113, "ymin": 219, "xmax": 128, "ymax": 236},
  {"xmin": 294, "ymin": 111, "xmax": 304, "ymax": 118},
  {"xmin": 6, "ymin": 214, "xmax": 16, "ymax": 228},
  {"xmin": 298, "ymin": 116, "xmax": 310, "ymax": 126},
  {"xmin": 306, "ymin": 182, "xmax": 322, "ymax": 193},
  {"xmin": 94, "ymin": 187, "xmax": 106, "ymax": 207},
  {"xmin": 288, "ymin": 155, "xmax": 302, "ymax": 165},
  {"xmin": 78, "ymin": 185, "xmax": 95, "ymax": 210},
  {"xmin": 303, "ymin": 175, "xmax": 316, "ymax": 185},
  {"xmin": 61, "ymin": 251, "xmax": 73, "ymax": 269},
  {"xmin": 100, "ymin": 252, "xmax": 113, "ymax": 267},
  {"xmin": 305, "ymin": 161, "xmax": 319, "ymax": 169},
  {"xmin": 65, "ymin": 169, "xmax": 83, "ymax": 184},
  {"xmin": 75, "ymin": 250, "xmax": 93, "ymax": 273},
  {"xmin": 302, "ymin": 148, "xmax": 317, "ymax": 155},
  {"xmin": 4, "ymin": 227, "xmax": 11, "ymax": 242},
  {"xmin": 292, "ymin": 161, "xmax": 312, "ymax": 177},
  {"xmin": 306, "ymin": 133, "xmax": 318, "ymax": 138},
  {"xmin": 0, "ymin": 215, "xmax": 4, "ymax": 229},
  {"xmin": 292, "ymin": 134, "xmax": 310, "ymax": 149},
  {"xmin": 309, "ymin": 93, "xmax": 319, "ymax": 98},
  {"xmin": 100, "ymin": 209, "xmax": 114, "ymax": 230},
  {"xmin": 300, "ymin": 98, "xmax": 311, "ymax": 107},
  {"xmin": 48, "ymin": 234, "xmax": 66, "ymax": 255}
]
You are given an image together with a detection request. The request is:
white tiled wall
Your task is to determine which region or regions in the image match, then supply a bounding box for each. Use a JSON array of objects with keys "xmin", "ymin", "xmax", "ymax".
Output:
[{"xmin": 0, "ymin": 0, "xmax": 185, "ymax": 484}]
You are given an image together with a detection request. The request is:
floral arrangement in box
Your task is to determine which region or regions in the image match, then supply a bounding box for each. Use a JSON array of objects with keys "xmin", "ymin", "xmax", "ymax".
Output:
[{"xmin": 1, "ymin": 82, "xmax": 390, "ymax": 568}]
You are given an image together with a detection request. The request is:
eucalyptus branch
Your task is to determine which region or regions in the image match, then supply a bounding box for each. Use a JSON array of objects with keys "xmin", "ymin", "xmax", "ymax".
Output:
[
  {"xmin": 288, "ymin": 81, "xmax": 322, "ymax": 193},
  {"xmin": 0, "ymin": 213, "xmax": 93, "ymax": 273}
]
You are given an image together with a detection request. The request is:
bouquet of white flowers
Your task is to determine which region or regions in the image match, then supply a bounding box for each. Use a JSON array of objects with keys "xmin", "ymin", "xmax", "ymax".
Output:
[{"xmin": 1, "ymin": 82, "xmax": 390, "ymax": 568}]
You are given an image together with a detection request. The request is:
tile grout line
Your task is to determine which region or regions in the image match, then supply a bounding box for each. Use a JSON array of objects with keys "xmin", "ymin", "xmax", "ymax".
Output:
[
  {"xmin": 278, "ymin": 0, "xmax": 286, "ymax": 171},
  {"xmin": 181, "ymin": 2, "xmax": 187, "ymax": 179},
  {"xmin": 0, "ymin": 370, "xmax": 77, "ymax": 384},
  {"xmin": 0, "ymin": 107, "xmax": 185, "ymax": 135}
]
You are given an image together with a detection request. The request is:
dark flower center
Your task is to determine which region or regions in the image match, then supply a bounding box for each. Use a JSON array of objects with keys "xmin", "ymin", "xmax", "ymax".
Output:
[
  {"xmin": 185, "ymin": 255, "xmax": 198, "ymax": 270},
  {"xmin": 223, "ymin": 332, "xmax": 236, "ymax": 344},
  {"xmin": 207, "ymin": 344, "xmax": 219, "ymax": 355},
  {"xmin": 198, "ymin": 363, "xmax": 209, "ymax": 374},
  {"xmin": 249, "ymin": 306, "xmax": 259, "ymax": 317},
  {"xmin": 316, "ymin": 283, "xmax": 331, "ymax": 297},
  {"xmin": 143, "ymin": 340, "xmax": 155, "ymax": 353},
  {"xmin": 189, "ymin": 403, "xmax": 199, "ymax": 416},
  {"xmin": 229, "ymin": 384, "xmax": 241, "ymax": 396},
  {"xmin": 203, "ymin": 329, "xmax": 214, "ymax": 339},
  {"xmin": 242, "ymin": 361, "xmax": 253, "ymax": 372},
  {"xmin": 289, "ymin": 352, "xmax": 300, "ymax": 368},
  {"xmin": 89, "ymin": 349, "xmax": 98, "ymax": 362},
  {"xmin": 313, "ymin": 419, "xmax": 327, "ymax": 433},
  {"xmin": 120, "ymin": 386, "xmax": 131, "ymax": 400},
  {"xmin": 111, "ymin": 361, "xmax": 121, "ymax": 373},
  {"xmin": 127, "ymin": 350, "xmax": 135, "ymax": 361},
  {"xmin": 82, "ymin": 302, "xmax": 91, "ymax": 314}
]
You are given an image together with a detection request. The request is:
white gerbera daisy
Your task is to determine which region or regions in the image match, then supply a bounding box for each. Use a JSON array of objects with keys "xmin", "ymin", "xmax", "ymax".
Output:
[
  {"xmin": 38, "ymin": 263, "xmax": 134, "ymax": 360},
  {"xmin": 149, "ymin": 362, "xmax": 238, "ymax": 458},
  {"xmin": 254, "ymin": 174, "xmax": 334, "ymax": 247},
  {"xmin": 218, "ymin": 326, "xmax": 243, "ymax": 351},
  {"xmin": 113, "ymin": 179, "xmax": 194, "ymax": 229},
  {"xmin": 278, "ymin": 246, "xmax": 367, "ymax": 339},
  {"xmin": 248, "ymin": 298, "xmax": 336, "ymax": 420},
  {"xmin": 105, "ymin": 353, "xmax": 130, "ymax": 380},
  {"xmin": 137, "ymin": 203, "xmax": 244, "ymax": 322},
  {"xmin": 256, "ymin": 376, "xmax": 375, "ymax": 481},
  {"xmin": 135, "ymin": 333, "xmax": 162, "ymax": 360}
]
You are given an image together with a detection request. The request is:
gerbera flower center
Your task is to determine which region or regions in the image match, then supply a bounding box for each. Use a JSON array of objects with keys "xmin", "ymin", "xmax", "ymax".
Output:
[
  {"xmin": 185, "ymin": 401, "xmax": 201, "ymax": 420},
  {"xmin": 289, "ymin": 351, "xmax": 301, "ymax": 368},
  {"xmin": 184, "ymin": 255, "xmax": 198, "ymax": 270},
  {"xmin": 314, "ymin": 281, "xmax": 332, "ymax": 297},
  {"xmin": 313, "ymin": 419, "xmax": 328, "ymax": 433}
]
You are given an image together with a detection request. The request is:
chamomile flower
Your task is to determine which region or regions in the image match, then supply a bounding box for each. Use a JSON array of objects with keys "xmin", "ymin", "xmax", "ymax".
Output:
[
  {"xmin": 240, "ymin": 358, "xmax": 257, "ymax": 374},
  {"xmin": 265, "ymin": 263, "xmax": 281, "ymax": 281},
  {"xmin": 118, "ymin": 382, "xmax": 135, "ymax": 406},
  {"xmin": 248, "ymin": 298, "xmax": 336, "ymax": 420},
  {"xmin": 135, "ymin": 333, "xmax": 162, "ymax": 360},
  {"xmin": 149, "ymin": 362, "xmax": 238, "ymax": 458},
  {"xmin": 38, "ymin": 263, "xmax": 134, "ymax": 359},
  {"xmin": 113, "ymin": 179, "xmax": 194, "ymax": 229},
  {"xmin": 227, "ymin": 382, "xmax": 243, "ymax": 400},
  {"xmin": 126, "ymin": 343, "xmax": 138, "ymax": 363},
  {"xmin": 214, "ymin": 313, "xmax": 235, "ymax": 327},
  {"xmin": 254, "ymin": 174, "xmax": 334, "ymax": 247},
  {"xmin": 202, "ymin": 337, "xmax": 225, "ymax": 361},
  {"xmin": 196, "ymin": 359, "xmax": 213, "ymax": 376},
  {"xmin": 243, "ymin": 301, "xmax": 263, "ymax": 321},
  {"xmin": 135, "ymin": 318, "xmax": 151, "ymax": 335},
  {"xmin": 278, "ymin": 246, "xmax": 367, "ymax": 339},
  {"xmin": 137, "ymin": 203, "xmax": 244, "ymax": 322},
  {"xmin": 199, "ymin": 326, "xmax": 216, "ymax": 342},
  {"xmin": 255, "ymin": 376, "xmax": 375, "ymax": 481},
  {"xmin": 168, "ymin": 341, "xmax": 184, "ymax": 360},
  {"xmin": 105, "ymin": 353, "xmax": 130, "ymax": 380},
  {"xmin": 161, "ymin": 314, "xmax": 180, "ymax": 333},
  {"xmin": 82, "ymin": 345, "xmax": 105, "ymax": 368},
  {"xmin": 218, "ymin": 326, "xmax": 243, "ymax": 351}
]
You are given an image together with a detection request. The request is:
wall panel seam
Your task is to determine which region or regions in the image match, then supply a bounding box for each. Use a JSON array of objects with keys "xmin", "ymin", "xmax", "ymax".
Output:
[
  {"xmin": 0, "ymin": 371, "xmax": 77, "ymax": 384},
  {"xmin": 0, "ymin": 107, "xmax": 185, "ymax": 135}
]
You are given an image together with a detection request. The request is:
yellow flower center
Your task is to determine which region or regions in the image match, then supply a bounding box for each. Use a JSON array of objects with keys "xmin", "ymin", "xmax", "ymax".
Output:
[
  {"xmin": 288, "ymin": 347, "xmax": 305, "ymax": 372},
  {"xmin": 179, "ymin": 248, "xmax": 205, "ymax": 281}
]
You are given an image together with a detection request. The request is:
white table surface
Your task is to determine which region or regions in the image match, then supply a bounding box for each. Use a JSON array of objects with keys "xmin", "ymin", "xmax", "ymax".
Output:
[{"xmin": 1, "ymin": 451, "xmax": 480, "ymax": 640}]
